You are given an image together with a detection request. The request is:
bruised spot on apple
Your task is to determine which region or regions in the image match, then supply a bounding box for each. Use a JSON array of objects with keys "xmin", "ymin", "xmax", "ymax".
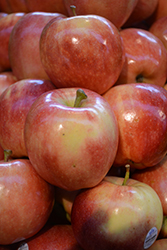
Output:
[
  {"xmin": 71, "ymin": 172, "xmax": 163, "ymax": 250},
  {"xmin": 24, "ymin": 88, "xmax": 119, "ymax": 191}
]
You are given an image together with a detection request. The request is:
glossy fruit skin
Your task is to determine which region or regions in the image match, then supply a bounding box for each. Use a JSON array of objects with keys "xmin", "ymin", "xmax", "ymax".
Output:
[
  {"xmin": 24, "ymin": 88, "xmax": 119, "ymax": 191},
  {"xmin": 132, "ymin": 155, "xmax": 167, "ymax": 216},
  {"xmin": 116, "ymin": 28, "xmax": 167, "ymax": 87},
  {"xmin": 0, "ymin": 79, "xmax": 56, "ymax": 158},
  {"xmin": 40, "ymin": 15, "xmax": 125, "ymax": 95},
  {"xmin": 103, "ymin": 83, "xmax": 167, "ymax": 169},
  {"xmin": 71, "ymin": 176, "xmax": 163, "ymax": 250},
  {"xmin": 63, "ymin": 0, "xmax": 138, "ymax": 29},
  {"xmin": 0, "ymin": 159, "xmax": 55, "ymax": 245},
  {"xmin": 16, "ymin": 225, "xmax": 83, "ymax": 250}
]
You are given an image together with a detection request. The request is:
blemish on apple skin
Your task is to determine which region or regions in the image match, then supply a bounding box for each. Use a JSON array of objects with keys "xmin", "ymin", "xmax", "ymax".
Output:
[
  {"xmin": 62, "ymin": 133, "xmax": 65, "ymax": 136},
  {"xmin": 72, "ymin": 164, "xmax": 76, "ymax": 168}
]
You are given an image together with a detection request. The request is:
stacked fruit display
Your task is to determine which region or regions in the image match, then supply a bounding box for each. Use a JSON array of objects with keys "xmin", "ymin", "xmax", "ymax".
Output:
[{"xmin": 0, "ymin": 0, "xmax": 167, "ymax": 249}]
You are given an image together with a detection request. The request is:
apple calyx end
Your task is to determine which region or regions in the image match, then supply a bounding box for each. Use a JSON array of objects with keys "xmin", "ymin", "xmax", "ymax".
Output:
[
  {"xmin": 122, "ymin": 164, "xmax": 130, "ymax": 186},
  {"xmin": 74, "ymin": 89, "xmax": 87, "ymax": 107},
  {"xmin": 4, "ymin": 149, "xmax": 12, "ymax": 162}
]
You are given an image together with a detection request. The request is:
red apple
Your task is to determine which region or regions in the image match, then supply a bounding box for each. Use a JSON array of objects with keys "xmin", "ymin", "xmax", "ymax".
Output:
[
  {"xmin": 149, "ymin": 16, "xmax": 167, "ymax": 52},
  {"xmin": 0, "ymin": 79, "xmax": 56, "ymax": 158},
  {"xmin": 25, "ymin": 0, "xmax": 68, "ymax": 16},
  {"xmin": 123, "ymin": 0, "xmax": 158, "ymax": 27},
  {"xmin": 9, "ymin": 12, "xmax": 66, "ymax": 80},
  {"xmin": 132, "ymin": 155, "xmax": 167, "ymax": 216},
  {"xmin": 0, "ymin": 0, "xmax": 28, "ymax": 13},
  {"xmin": 115, "ymin": 28, "xmax": 167, "ymax": 86},
  {"xmin": 148, "ymin": 238, "xmax": 167, "ymax": 250},
  {"xmin": 0, "ymin": 71, "xmax": 17, "ymax": 96},
  {"xmin": 24, "ymin": 88, "xmax": 119, "ymax": 191},
  {"xmin": 71, "ymin": 168, "xmax": 163, "ymax": 250},
  {"xmin": 0, "ymin": 12, "xmax": 25, "ymax": 72},
  {"xmin": 40, "ymin": 14, "xmax": 125, "ymax": 95},
  {"xmin": 103, "ymin": 83, "xmax": 167, "ymax": 169},
  {"xmin": 0, "ymin": 155, "xmax": 55, "ymax": 245},
  {"xmin": 147, "ymin": 0, "xmax": 167, "ymax": 25},
  {"xmin": 63, "ymin": 0, "xmax": 138, "ymax": 29},
  {"xmin": 16, "ymin": 225, "xmax": 83, "ymax": 250}
]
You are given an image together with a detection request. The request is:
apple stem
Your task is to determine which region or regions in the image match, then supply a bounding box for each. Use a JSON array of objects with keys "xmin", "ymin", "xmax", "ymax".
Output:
[
  {"xmin": 70, "ymin": 5, "xmax": 77, "ymax": 16},
  {"xmin": 122, "ymin": 164, "xmax": 130, "ymax": 186},
  {"xmin": 74, "ymin": 89, "xmax": 87, "ymax": 107},
  {"xmin": 4, "ymin": 149, "xmax": 12, "ymax": 162}
]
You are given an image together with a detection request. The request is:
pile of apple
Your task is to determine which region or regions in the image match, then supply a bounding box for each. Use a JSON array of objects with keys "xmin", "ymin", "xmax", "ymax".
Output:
[{"xmin": 1, "ymin": 0, "xmax": 167, "ymax": 249}]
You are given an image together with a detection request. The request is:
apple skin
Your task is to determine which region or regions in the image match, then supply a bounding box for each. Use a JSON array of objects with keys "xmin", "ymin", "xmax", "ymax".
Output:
[
  {"xmin": 40, "ymin": 15, "xmax": 125, "ymax": 95},
  {"xmin": 115, "ymin": 28, "xmax": 167, "ymax": 86},
  {"xmin": 148, "ymin": 238, "xmax": 167, "ymax": 250},
  {"xmin": 0, "ymin": 0, "xmax": 28, "ymax": 13},
  {"xmin": 24, "ymin": 88, "xmax": 119, "ymax": 191},
  {"xmin": 63, "ymin": 0, "xmax": 138, "ymax": 29},
  {"xmin": 0, "ymin": 12, "xmax": 25, "ymax": 72},
  {"xmin": 71, "ymin": 175, "xmax": 163, "ymax": 250},
  {"xmin": 149, "ymin": 16, "xmax": 167, "ymax": 52},
  {"xmin": 123, "ymin": 0, "xmax": 158, "ymax": 27},
  {"xmin": 132, "ymin": 155, "xmax": 167, "ymax": 216},
  {"xmin": 0, "ymin": 71, "xmax": 17, "ymax": 96},
  {"xmin": 9, "ymin": 12, "xmax": 66, "ymax": 81},
  {"xmin": 16, "ymin": 225, "xmax": 83, "ymax": 250},
  {"xmin": 0, "ymin": 79, "xmax": 56, "ymax": 158},
  {"xmin": 103, "ymin": 83, "xmax": 167, "ymax": 169},
  {"xmin": 0, "ymin": 13, "xmax": 8, "ymax": 19},
  {"xmin": 25, "ymin": 0, "xmax": 68, "ymax": 16},
  {"xmin": 0, "ymin": 144, "xmax": 3, "ymax": 160},
  {"xmin": 0, "ymin": 158, "xmax": 55, "ymax": 245},
  {"xmin": 147, "ymin": 0, "xmax": 167, "ymax": 25}
]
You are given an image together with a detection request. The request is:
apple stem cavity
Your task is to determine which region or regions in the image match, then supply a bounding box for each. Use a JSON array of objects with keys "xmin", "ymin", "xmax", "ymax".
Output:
[
  {"xmin": 74, "ymin": 89, "xmax": 87, "ymax": 108},
  {"xmin": 122, "ymin": 164, "xmax": 130, "ymax": 186},
  {"xmin": 70, "ymin": 5, "xmax": 77, "ymax": 16},
  {"xmin": 4, "ymin": 149, "xmax": 12, "ymax": 162}
]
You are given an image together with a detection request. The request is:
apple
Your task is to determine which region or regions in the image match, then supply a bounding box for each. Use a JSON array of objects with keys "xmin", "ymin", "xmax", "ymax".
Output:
[
  {"xmin": 148, "ymin": 238, "xmax": 167, "ymax": 250},
  {"xmin": 103, "ymin": 83, "xmax": 167, "ymax": 169},
  {"xmin": 0, "ymin": 152, "xmax": 55, "ymax": 245},
  {"xmin": 0, "ymin": 0, "xmax": 28, "ymax": 13},
  {"xmin": 132, "ymin": 155, "xmax": 167, "ymax": 216},
  {"xmin": 63, "ymin": 0, "xmax": 138, "ymax": 29},
  {"xmin": 123, "ymin": 0, "xmax": 158, "ymax": 27},
  {"xmin": 115, "ymin": 28, "xmax": 167, "ymax": 87},
  {"xmin": 0, "ymin": 79, "xmax": 56, "ymax": 158},
  {"xmin": 25, "ymin": 0, "xmax": 68, "ymax": 16},
  {"xmin": 9, "ymin": 12, "xmax": 66, "ymax": 80},
  {"xmin": 149, "ymin": 16, "xmax": 167, "ymax": 52},
  {"xmin": 0, "ymin": 71, "xmax": 17, "ymax": 96},
  {"xmin": 40, "ymin": 13, "xmax": 125, "ymax": 95},
  {"xmin": 71, "ymin": 165, "xmax": 163, "ymax": 250},
  {"xmin": 24, "ymin": 88, "xmax": 119, "ymax": 191},
  {"xmin": 16, "ymin": 225, "xmax": 83, "ymax": 250},
  {"xmin": 0, "ymin": 12, "xmax": 25, "ymax": 72},
  {"xmin": 147, "ymin": 0, "xmax": 167, "ymax": 25}
]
